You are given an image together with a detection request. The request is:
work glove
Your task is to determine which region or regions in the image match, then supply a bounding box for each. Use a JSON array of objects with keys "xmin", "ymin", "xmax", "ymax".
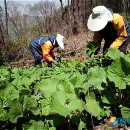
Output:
[
  {"xmin": 40, "ymin": 59, "xmax": 44, "ymax": 63},
  {"xmin": 109, "ymin": 45, "xmax": 114, "ymax": 50}
]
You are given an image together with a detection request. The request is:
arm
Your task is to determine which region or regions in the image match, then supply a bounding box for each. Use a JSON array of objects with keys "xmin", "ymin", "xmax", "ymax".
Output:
[
  {"xmin": 110, "ymin": 14, "xmax": 127, "ymax": 48},
  {"xmin": 41, "ymin": 41, "xmax": 54, "ymax": 62}
]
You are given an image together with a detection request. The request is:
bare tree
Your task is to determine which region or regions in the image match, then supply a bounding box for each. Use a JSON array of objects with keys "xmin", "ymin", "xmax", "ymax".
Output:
[
  {"xmin": 28, "ymin": 0, "xmax": 57, "ymax": 34},
  {"xmin": 4, "ymin": 0, "xmax": 9, "ymax": 40},
  {"xmin": 7, "ymin": 2, "xmax": 27, "ymax": 38}
]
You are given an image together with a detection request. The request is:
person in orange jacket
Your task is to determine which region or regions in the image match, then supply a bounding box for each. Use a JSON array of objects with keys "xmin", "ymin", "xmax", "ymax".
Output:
[
  {"xmin": 87, "ymin": 6, "xmax": 130, "ymax": 54},
  {"xmin": 29, "ymin": 34, "xmax": 64, "ymax": 66}
]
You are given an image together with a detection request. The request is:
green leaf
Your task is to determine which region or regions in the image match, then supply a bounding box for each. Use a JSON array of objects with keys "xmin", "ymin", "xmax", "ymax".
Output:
[
  {"xmin": 86, "ymin": 42, "xmax": 98, "ymax": 57},
  {"xmin": 101, "ymin": 96, "xmax": 110, "ymax": 104},
  {"xmin": 105, "ymin": 49, "xmax": 123, "ymax": 59},
  {"xmin": 4, "ymin": 85, "xmax": 19, "ymax": 101},
  {"xmin": 67, "ymin": 99, "xmax": 84, "ymax": 112},
  {"xmin": 50, "ymin": 91, "xmax": 83, "ymax": 117},
  {"xmin": 87, "ymin": 66, "xmax": 107, "ymax": 90},
  {"xmin": 124, "ymin": 74, "xmax": 130, "ymax": 85},
  {"xmin": 2, "ymin": 85, "xmax": 19, "ymax": 108},
  {"xmin": 50, "ymin": 91, "xmax": 71, "ymax": 117},
  {"xmin": 49, "ymin": 127, "xmax": 56, "ymax": 130},
  {"xmin": 23, "ymin": 96, "xmax": 39, "ymax": 115},
  {"xmin": 56, "ymin": 80, "xmax": 74, "ymax": 94},
  {"xmin": 40, "ymin": 99, "xmax": 51, "ymax": 116},
  {"xmin": 27, "ymin": 120, "xmax": 45, "ymax": 130},
  {"xmin": 121, "ymin": 107, "xmax": 130, "ymax": 118},
  {"xmin": 0, "ymin": 108, "xmax": 9, "ymax": 121},
  {"xmin": 78, "ymin": 119, "xmax": 87, "ymax": 130},
  {"xmin": 121, "ymin": 56, "xmax": 130, "ymax": 76},
  {"xmin": 69, "ymin": 72, "xmax": 86, "ymax": 88},
  {"xmin": 85, "ymin": 98, "xmax": 102, "ymax": 118},
  {"xmin": 35, "ymin": 79, "xmax": 59, "ymax": 98},
  {"xmin": 9, "ymin": 101, "xmax": 23, "ymax": 123},
  {"xmin": 21, "ymin": 76, "xmax": 33, "ymax": 88},
  {"xmin": 107, "ymin": 58, "xmax": 126, "ymax": 89}
]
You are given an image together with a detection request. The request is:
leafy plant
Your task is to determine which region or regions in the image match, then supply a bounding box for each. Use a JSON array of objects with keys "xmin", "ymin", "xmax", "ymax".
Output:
[{"xmin": 0, "ymin": 47, "xmax": 130, "ymax": 129}]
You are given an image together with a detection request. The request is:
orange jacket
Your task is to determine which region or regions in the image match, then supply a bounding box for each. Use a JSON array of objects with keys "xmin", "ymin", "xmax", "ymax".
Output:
[
  {"xmin": 41, "ymin": 41, "xmax": 54, "ymax": 62},
  {"xmin": 93, "ymin": 14, "xmax": 128, "ymax": 48}
]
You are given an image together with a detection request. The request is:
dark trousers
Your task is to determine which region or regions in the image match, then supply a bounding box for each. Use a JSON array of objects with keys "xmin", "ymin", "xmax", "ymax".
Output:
[
  {"xmin": 29, "ymin": 43, "xmax": 42, "ymax": 67},
  {"xmin": 119, "ymin": 36, "xmax": 130, "ymax": 54}
]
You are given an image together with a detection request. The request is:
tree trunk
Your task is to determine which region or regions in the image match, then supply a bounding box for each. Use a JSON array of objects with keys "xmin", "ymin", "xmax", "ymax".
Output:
[
  {"xmin": 0, "ymin": 6, "xmax": 5, "ymax": 45},
  {"xmin": 59, "ymin": 0, "xmax": 64, "ymax": 19},
  {"xmin": 4, "ymin": 0, "xmax": 8, "ymax": 40},
  {"xmin": 70, "ymin": 0, "xmax": 87, "ymax": 35}
]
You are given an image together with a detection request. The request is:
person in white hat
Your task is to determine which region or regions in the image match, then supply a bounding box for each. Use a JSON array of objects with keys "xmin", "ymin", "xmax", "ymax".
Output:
[
  {"xmin": 29, "ymin": 34, "xmax": 64, "ymax": 66},
  {"xmin": 87, "ymin": 6, "xmax": 130, "ymax": 54}
]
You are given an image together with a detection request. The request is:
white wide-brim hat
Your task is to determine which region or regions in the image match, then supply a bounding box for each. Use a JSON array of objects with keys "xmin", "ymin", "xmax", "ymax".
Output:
[
  {"xmin": 56, "ymin": 34, "xmax": 64, "ymax": 49},
  {"xmin": 87, "ymin": 6, "xmax": 113, "ymax": 31}
]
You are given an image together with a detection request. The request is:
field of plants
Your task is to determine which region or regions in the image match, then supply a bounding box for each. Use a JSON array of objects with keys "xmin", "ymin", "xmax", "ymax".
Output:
[{"xmin": 0, "ymin": 45, "xmax": 130, "ymax": 130}]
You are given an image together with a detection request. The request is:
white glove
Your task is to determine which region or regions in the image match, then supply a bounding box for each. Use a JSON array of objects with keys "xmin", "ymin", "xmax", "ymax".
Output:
[
  {"xmin": 53, "ymin": 60, "xmax": 58, "ymax": 65},
  {"xmin": 40, "ymin": 59, "xmax": 44, "ymax": 63}
]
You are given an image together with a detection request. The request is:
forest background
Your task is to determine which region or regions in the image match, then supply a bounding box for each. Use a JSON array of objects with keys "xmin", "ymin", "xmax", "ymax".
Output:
[{"xmin": 0, "ymin": 0, "xmax": 130, "ymax": 66}]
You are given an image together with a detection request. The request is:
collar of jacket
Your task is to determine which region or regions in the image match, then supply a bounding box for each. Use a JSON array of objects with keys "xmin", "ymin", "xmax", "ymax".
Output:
[{"xmin": 48, "ymin": 35, "xmax": 56, "ymax": 46}]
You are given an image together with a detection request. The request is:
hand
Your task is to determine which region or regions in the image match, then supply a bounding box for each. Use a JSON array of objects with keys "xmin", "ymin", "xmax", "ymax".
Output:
[
  {"xmin": 109, "ymin": 45, "xmax": 113, "ymax": 50},
  {"xmin": 40, "ymin": 59, "xmax": 44, "ymax": 63},
  {"xmin": 53, "ymin": 60, "xmax": 58, "ymax": 65}
]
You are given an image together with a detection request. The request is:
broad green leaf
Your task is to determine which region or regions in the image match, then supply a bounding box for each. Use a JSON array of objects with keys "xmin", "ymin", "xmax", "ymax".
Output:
[
  {"xmin": 121, "ymin": 107, "xmax": 130, "ymax": 118},
  {"xmin": 35, "ymin": 79, "xmax": 59, "ymax": 98},
  {"xmin": 121, "ymin": 56, "xmax": 130, "ymax": 76},
  {"xmin": 67, "ymin": 99, "xmax": 84, "ymax": 112},
  {"xmin": 56, "ymin": 80, "xmax": 74, "ymax": 94},
  {"xmin": 85, "ymin": 98, "xmax": 102, "ymax": 118},
  {"xmin": 2, "ymin": 85, "xmax": 19, "ymax": 108},
  {"xmin": 87, "ymin": 66, "xmax": 107, "ymax": 90},
  {"xmin": 107, "ymin": 58, "xmax": 126, "ymax": 89},
  {"xmin": 105, "ymin": 49, "xmax": 123, "ymax": 59},
  {"xmin": 50, "ymin": 91, "xmax": 71, "ymax": 116},
  {"xmin": 27, "ymin": 120, "xmax": 45, "ymax": 130},
  {"xmin": 50, "ymin": 91, "xmax": 83, "ymax": 117},
  {"xmin": 4, "ymin": 85, "xmax": 19, "ymax": 101},
  {"xmin": 9, "ymin": 101, "xmax": 23, "ymax": 123},
  {"xmin": 23, "ymin": 96, "xmax": 39, "ymax": 115}
]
